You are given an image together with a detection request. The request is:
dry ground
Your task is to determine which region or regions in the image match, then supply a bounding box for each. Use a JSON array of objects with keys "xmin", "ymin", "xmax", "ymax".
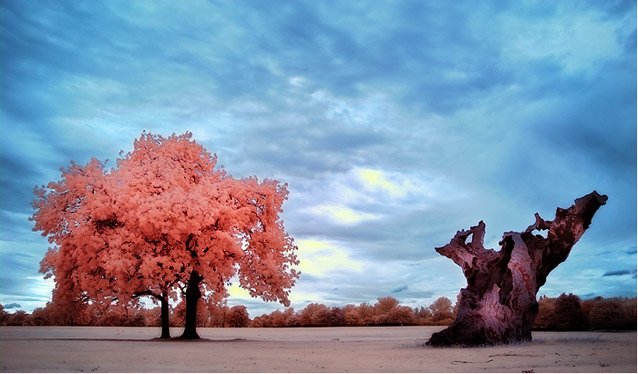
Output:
[{"xmin": 0, "ymin": 326, "xmax": 635, "ymax": 372}]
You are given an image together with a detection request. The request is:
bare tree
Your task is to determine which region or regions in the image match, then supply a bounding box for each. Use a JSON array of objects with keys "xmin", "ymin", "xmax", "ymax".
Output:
[{"xmin": 428, "ymin": 191, "xmax": 607, "ymax": 346}]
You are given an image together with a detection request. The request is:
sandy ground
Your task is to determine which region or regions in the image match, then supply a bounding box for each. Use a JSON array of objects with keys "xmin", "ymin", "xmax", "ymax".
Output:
[{"xmin": 0, "ymin": 326, "xmax": 635, "ymax": 372}]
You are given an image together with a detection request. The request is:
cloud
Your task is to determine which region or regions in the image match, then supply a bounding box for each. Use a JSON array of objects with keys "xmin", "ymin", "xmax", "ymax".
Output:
[
  {"xmin": 3, "ymin": 303, "xmax": 21, "ymax": 309},
  {"xmin": 391, "ymin": 285, "xmax": 408, "ymax": 294},
  {"xmin": 0, "ymin": 0, "xmax": 635, "ymax": 314},
  {"xmin": 296, "ymin": 239, "xmax": 364, "ymax": 276},
  {"xmin": 501, "ymin": 4, "xmax": 627, "ymax": 76},
  {"xmin": 538, "ymin": 239, "xmax": 637, "ymax": 299},
  {"xmin": 356, "ymin": 168, "xmax": 416, "ymax": 199},
  {"xmin": 602, "ymin": 270, "xmax": 636, "ymax": 277},
  {"xmin": 305, "ymin": 204, "xmax": 382, "ymax": 226}
]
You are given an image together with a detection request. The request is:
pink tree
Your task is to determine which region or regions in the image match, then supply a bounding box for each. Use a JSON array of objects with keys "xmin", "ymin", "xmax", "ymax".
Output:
[
  {"xmin": 33, "ymin": 158, "xmax": 124, "ymax": 327},
  {"xmin": 33, "ymin": 132, "xmax": 299, "ymax": 339}
]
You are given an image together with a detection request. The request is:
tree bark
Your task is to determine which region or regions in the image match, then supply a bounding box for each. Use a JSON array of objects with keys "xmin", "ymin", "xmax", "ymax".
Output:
[
  {"xmin": 427, "ymin": 191, "xmax": 607, "ymax": 347},
  {"xmin": 160, "ymin": 293, "xmax": 170, "ymax": 339},
  {"xmin": 180, "ymin": 270, "xmax": 203, "ymax": 339},
  {"xmin": 132, "ymin": 289, "xmax": 171, "ymax": 339}
]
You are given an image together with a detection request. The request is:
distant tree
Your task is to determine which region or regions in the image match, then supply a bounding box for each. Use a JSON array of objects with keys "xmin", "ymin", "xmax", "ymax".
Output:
[
  {"xmin": 0, "ymin": 304, "xmax": 6, "ymax": 326},
  {"xmin": 298, "ymin": 303, "xmax": 331, "ymax": 327},
  {"xmin": 588, "ymin": 299, "xmax": 625, "ymax": 330},
  {"xmin": 32, "ymin": 132, "xmax": 299, "ymax": 339},
  {"xmin": 282, "ymin": 307, "xmax": 299, "ymax": 327},
  {"xmin": 226, "ymin": 306, "xmax": 249, "ymax": 327},
  {"xmin": 375, "ymin": 297, "xmax": 400, "ymax": 315},
  {"xmin": 142, "ymin": 307, "xmax": 162, "ymax": 327},
  {"xmin": 429, "ymin": 297, "xmax": 454, "ymax": 324},
  {"xmin": 250, "ymin": 314, "xmax": 269, "ymax": 328},
  {"xmin": 103, "ymin": 304, "xmax": 146, "ymax": 327},
  {"xmin": 343, "ymin": 305, "xmax": 364, "ymax": 326},
  {"xmin": 581, "ymin": 296, "xmax": 602, "ymax": 318},
  {"xmin": 5, "ymin": 310, "xmax": 32, "ymax": 326},
  {"xmin": 251, "ymin": 307, "xmax": 300, "ymax": 328},
  {"xmin": 369, "ymin": 297, "xmax": 415, "ymax": 326},
  {"xmin": 269, "ymin": 310, "xmax": 286, "ymax": 327},
  {"xmin": 28, "ymin": 295, "xmax": 92, "ymax": 326},
  {"xmin": 204, "ymin": 301, "xmax": 230, "ymax": 327},
  {"xmin": 619, "ymin": 298, "xmax": 637, "ymax": 330},
  {"xmin": 413, "ymin": 306, "xmax": 433, "ymax": 325},
  {"xmin": 534, "ymin": 296, "xmax": 636, "ymax": 332},
  {"xmin": 533, "ymin": 295, "xmax": 556, "ymax": 330},
  {"xmin": 172, "ymin": 298, "xmax": 225, "ymax": 327},
  {"xmin": 30, "ymin": 307, "xmax": 49, "ymax": 326},
  {"xmin": 357, "ymin": 303, "xmax": 376, "ymax": 325},
  {"xmin": 327, "ymin": 307, "xmax": 345, "ymax": 326},
  {"xmin": 384, "ymin": 306, "xmax": 415, "ymax": 326},
  {"xmin": 552, "ymin": 293, "xmax": 588, "ymax": 331}
]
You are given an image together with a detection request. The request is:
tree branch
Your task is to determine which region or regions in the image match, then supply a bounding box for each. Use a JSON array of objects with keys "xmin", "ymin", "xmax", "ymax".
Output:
[{"xmin": 435, "ymin": 220, "xmax": 499, "ymax": 275}]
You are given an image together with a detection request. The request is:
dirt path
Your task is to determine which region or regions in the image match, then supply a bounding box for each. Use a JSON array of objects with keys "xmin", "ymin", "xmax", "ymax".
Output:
[{"xmin": 1, "ymin": 326, "xmax": 635, "ymax": 372}]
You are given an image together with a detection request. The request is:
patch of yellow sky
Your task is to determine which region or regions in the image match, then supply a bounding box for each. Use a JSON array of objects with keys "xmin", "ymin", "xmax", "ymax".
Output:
[
  {"xmin": 309, "ymin": 205, "xmax": 380, "ymax": 225},
  {"xmin": 227, "ymin": 238, "xmax": 364, "ymax": 301},
  {"xmin": 356, "ymin": 168, "xmax": 407, "ymax": 198},
  {"xmin": 296, "ymin": 239, "xmax": 364, "ymax": 275},
  {"xmin": 228, "ymin": 168, "xmax": 411, "ymax": 301},
  {"xmin": 309, "ymin": 168, "xmax": 412, "ymax": 226},
  {"xmin": 295, "ymin": 168, "xmax": 410, "ymax": 276}
]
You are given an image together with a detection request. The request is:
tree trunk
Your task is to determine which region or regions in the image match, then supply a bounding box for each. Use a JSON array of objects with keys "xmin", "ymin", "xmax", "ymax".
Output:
[
  {"xmin": 180, "ymin": 270, "xmax": 203, "ymax": 339},
  {"xmin": 160, "ymin": 293, "xmax": 170, "ymax": 339},
  {"xmin": 427, "ymin": 191, "xmax": 607, "ymax": 347}
]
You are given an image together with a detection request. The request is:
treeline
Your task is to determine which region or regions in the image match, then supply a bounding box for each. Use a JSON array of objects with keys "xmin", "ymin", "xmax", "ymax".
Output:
[
  {"xmin": 0, "ymin": 296, "xmax": 454, "ymax": 328},
  {"xmin": 534, "ymin": 294, "xmax": 636, "ymax": 331},
  {"xmin": 0, "ymin": 299, "xmax": 251, "ymax": 328},
  {"xmin": 1, "ymin": 294, "xmax": 635, "ymax": 331},
  {"xmin": 251, "ymin": 296, "xmax": 455, "ymax": 327}
]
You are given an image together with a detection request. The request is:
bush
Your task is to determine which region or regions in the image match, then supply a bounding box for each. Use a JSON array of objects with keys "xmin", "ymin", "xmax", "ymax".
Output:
[{"xmin": 552, "ymin": 293, "xmax": 588, "ymax": 331}]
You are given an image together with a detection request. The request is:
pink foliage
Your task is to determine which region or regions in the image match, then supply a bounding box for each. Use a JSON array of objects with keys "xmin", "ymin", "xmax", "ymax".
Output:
[{"xmin": 32, "ymin": 132, "xmax": 299, "ymax": 316}]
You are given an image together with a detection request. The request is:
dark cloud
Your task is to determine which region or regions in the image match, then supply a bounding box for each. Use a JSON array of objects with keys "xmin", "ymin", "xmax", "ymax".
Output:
[
  {"xmin": 602, "ymin": 269, "xmax": 636, "ymax": 277},
  {"xmin": 3, "ymin": 303, "xmax": 21, "ymax": 309},
  {"xmin": 391, "ymin": 285, "xmax": 408, "ymax": 293},
  {"xmin": 234, "ymin": 121, "xmax": 389, "ymax": 179}
]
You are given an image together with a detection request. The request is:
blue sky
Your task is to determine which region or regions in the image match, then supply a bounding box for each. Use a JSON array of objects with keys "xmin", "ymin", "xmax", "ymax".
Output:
[{"xmin": 1, "ymin": 0, "xmax": 636, "ymax": 316}]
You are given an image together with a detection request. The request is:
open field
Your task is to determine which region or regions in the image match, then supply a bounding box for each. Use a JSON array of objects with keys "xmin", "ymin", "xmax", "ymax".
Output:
[{"xmin": 0, "ymin": 326, "xmax": 635, "ymax": 372}]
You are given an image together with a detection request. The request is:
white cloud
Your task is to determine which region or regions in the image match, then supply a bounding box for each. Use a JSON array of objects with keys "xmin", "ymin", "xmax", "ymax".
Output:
[
  {"xmin": 288, "ymin": 76, "xmax": 306, "ymax": 88},
  {"xmin": 296, "ymin": 238, "xmax": 364, "ymax": 276},
  {"xmin": 504, "ymin": 7, "xmax": 625, "ymax": 76},
  {"xmin": 305, "ymin": 204, "xmax": 382, "ymax": 225},
  {"xmin": 227, "ymin": 282, "xmax": 252, "ymax": 299},
  {"xmin": 355, "ymin": 168, "xmax": 419, "ymax": 199}
]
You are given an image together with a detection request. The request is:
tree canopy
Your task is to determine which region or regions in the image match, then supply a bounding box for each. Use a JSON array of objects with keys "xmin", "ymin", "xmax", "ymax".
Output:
[{"xmin": 32, "ymin": 132, "xmax": 299, "ymax": 338}]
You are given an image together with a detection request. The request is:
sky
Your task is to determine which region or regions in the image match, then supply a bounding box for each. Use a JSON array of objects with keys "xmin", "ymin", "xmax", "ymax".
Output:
[{"xmin": 1, "ymin": 0, "xmax": 636, "ymax": 317}]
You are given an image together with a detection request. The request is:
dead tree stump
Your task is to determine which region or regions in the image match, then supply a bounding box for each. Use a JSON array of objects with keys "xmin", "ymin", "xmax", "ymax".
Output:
[{"xmin": 427, "ymin": 191, "xmax": 607, "ymax": 347}]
